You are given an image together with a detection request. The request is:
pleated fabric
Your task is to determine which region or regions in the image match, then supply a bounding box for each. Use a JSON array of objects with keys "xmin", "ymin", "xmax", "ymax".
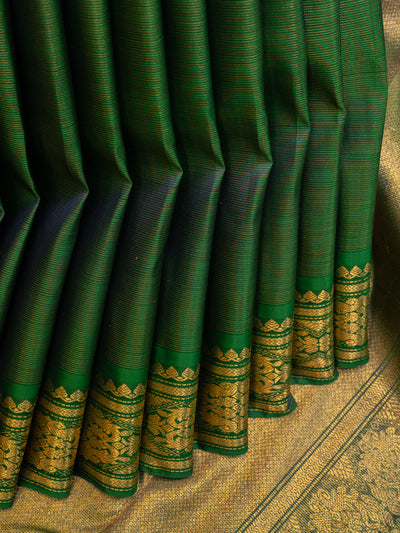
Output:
[{"xmin": 0, "ymin": 0, "xmax": 387, "ymax": 507}]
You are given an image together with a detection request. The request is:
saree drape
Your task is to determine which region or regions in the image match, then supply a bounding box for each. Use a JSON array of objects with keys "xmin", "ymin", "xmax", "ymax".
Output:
[{"xmin": 0, "ymin": 0, "xmax": 387, "ymax": 513}]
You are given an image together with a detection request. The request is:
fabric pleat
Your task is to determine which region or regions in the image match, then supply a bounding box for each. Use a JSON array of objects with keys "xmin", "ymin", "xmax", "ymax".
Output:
[
  {"xmin": 292, "ymin": 0, "xmax": 345, "ymax": 384},
  {"xmin": 250, "ymin": 0, "xmax": 309, "ymax": 418},
  {"xmin": 0, "ymin": 0, "xmax": 387, "ymax": 508},
  {"xmin": 334, "ymin": 0, "xmax": 387, "ymax": 367},
  {"xmin": 139, "ymin": 0, "xmax": 225, "ymax": 479},
  {"xmin": 0, "ymin": 0, "xmax": 39, "ymax": 330},
  {"xmin": 194, "ymin": 0, "xmax": 272, "ymax": 456},
  {"xmin": 74, "ymin": 0, "xmax": 183, "ymax": 497},
  {"xmin": 0, "ymin": 0, "xmax": 88, "ymax": 506}
]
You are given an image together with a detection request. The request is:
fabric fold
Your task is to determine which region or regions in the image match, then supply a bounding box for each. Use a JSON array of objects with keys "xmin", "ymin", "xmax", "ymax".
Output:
[
  {"xmin": 250, "ymin": 0, "xmax": 309, "ymax": 418},
  {"xmin": 0, "ymin": 0, "xmax": 88, "ymax": 508},
  {"xmin": 194, "ymin": 0, "xmax": 272, "ymax": 455},
  {"xmin": 139, "ymin": 0, "xmax": 225, "ymax": 479},
  {"xmin": 18, "ymin": 0, "xmax": 132, "ymax": 498},
  {"xmin": 292, "ymin": 0, "xmax": 345, "ymax": 383},
  {"xmin": 334, "ymin": 0, "xmax": 387, "ymax": 367},
  {"xmin": 74, "ymin": 0, "xmax": 183, "ymax": 497}
]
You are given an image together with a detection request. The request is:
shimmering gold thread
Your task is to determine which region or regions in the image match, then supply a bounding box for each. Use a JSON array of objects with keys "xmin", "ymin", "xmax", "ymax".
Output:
[
  {"xmin": 76, "ymin": 375, "xmax": 146, "ymax": 494},
  {"xmin": 94, "ymin": 373, "xmax": 146, "ymax": 400},
  {"xmin": 140, "ymin": 363, "xmax": 199, "ymax": 475},
  {"xmin": 148, "ymin": 363, "xmax": 198, "ymax": 382},
  {"xmin": 195, "ymin": 345, "xmax": 250, "ymax": 451},
  {"xmin": 0, "ymin": 394, "xmax": 35, "ymax": 504},
  {"xmin": 293, "ymin": 288, "xmax": 336, "ymax": 380},
  {"xmin": 336, "ymin": 263, "xmax": 371, "ymax": 279},
  {"xmin": 19, "ymin": 382, "xmax": 87, "ymax": 495},
  {"xmin": 250, "ymin": 318, "xmax": 293, "ymax": 414},
  {"xmin": 253, "ymin": 316, "xmax": 293, "ymax": 333},
  {"xmin": 335, "ymin": 263, "xmax": 371, "ymax": 363}
]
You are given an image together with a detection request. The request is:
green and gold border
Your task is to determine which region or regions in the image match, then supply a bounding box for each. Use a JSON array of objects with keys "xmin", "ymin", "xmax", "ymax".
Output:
[
  {"xmin": 334, "ymin": 263, "xmax": 371, "ymax": 367},
  {"xmin": 249, "ymin": 315, "xmax": 296, "ymax": 417},
  {"xmin": 195, "ymin": 333, "xmax": 251, "ymax": 454}
]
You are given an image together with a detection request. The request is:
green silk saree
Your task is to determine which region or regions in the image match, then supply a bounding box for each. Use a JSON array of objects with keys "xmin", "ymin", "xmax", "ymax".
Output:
[{"xmin": 0, "ymin": 0, "xmax": 387, "ymax": 514}]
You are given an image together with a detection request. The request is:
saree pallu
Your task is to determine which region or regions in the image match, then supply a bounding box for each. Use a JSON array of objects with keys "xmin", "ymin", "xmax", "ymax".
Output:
[{"xmin": 0, "ymin": 0, "xmax": 387, "ymax": 508}]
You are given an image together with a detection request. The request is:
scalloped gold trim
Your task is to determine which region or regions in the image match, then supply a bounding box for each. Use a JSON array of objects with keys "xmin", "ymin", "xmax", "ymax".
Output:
[
  {"xmin": 253, "ymin": 317, "xmax": 293, "ymax": 333},
  {"xmin": 94, "ymin": 373, "xmax": 146, "ymax": 398},
  {"xmin": 335, "ymin": 263, "xmax": 371, "ymax": 279},
  {"xmin": 151, "ymin": 362, "xmax": 199, "ymax": 382}
]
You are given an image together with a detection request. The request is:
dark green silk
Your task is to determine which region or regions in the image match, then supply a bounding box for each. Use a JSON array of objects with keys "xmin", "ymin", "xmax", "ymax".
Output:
[{"xmin": 0, "ymin": 0, "xmax": 387, "ymax": 508}]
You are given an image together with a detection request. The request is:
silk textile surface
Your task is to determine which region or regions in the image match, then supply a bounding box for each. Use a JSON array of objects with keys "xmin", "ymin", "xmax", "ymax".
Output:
[{"xmin": 0, "ymin": 0, "xmax": 393, "ymax": 529}]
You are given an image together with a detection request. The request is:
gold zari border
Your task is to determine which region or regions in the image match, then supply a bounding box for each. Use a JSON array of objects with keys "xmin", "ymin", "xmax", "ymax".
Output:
[
  {"xmin": 250, "ymin": 317, "xmax": 293, "ymax": 414},
  {"xmin": 0, "ymin": 394, "xmax": 35, "ymax": 505},
  {"xmin": 334, "ymin": 263, "xmax": 371, "ymax": 364},
  {"xmin": 19, "ymin": 381, "xmax": 86, "ymax": 495},
  {"xmin": 140, "ymin": 362, "xmax": 199, "ymax": 475},
  {"xmin": 293, "ymin": 288, "xmax": 336, "ymax": 381},
  {"xmin": 76, "ymin": 374, "xmax": 146, "ymax": 495},
  {"xmin": 195, "ymin": 344, "xmax": 250, "ymax": 452}
]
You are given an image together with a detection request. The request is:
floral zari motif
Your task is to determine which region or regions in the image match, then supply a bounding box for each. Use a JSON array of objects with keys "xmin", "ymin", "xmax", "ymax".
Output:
[
  {"xmin": 0, "ymin": 394, "xmax": 34, "ymax": 507},
  {"xmin": 195, "ymin": 344, "xmax": 250, "ymax": 453},
  {"xmin": 19, "ymin": 381, "xmax": 86, "ymax": 496},
  {"xmin": 250, "ymin": 317, "xmax": 294, "ymax": 415},
  {"xmin": 334, "ymin": 263, "xmax": 371, "ymax": 365},
  {"xmin": 293, "ymin": 288, "xmax": 336, "ymax": 381},
  {"xmin": 76, "ymin": 375, "xmax": 145, "ymax": 496},
  {"xmin": 140, "ymin": 363, "xmax": 199, "ymax": 476}
]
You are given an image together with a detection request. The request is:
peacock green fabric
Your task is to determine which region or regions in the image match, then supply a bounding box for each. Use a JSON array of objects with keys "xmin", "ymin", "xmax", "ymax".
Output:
[{"xmin": 0, "ymin": 0, "xmax": 387, "ymax": 509}]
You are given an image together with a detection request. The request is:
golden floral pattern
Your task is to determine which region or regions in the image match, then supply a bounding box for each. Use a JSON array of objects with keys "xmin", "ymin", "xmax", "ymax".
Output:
[
  {"xmin": 293, "ymin": 288, "xmax": 336, "ymax": 381},
  {"xmin": 279, "ymin": 417, "xmax": 400, "ymax": 533},
  {"xmin": 76, "ymin": 375, "xmax": 146, "ymax": 496},
  {"xmin": 140, "ymin": 362, "xmax": 199, "ymax": 476},
  {"xmin": 19, "ymin": 381, "xmax": 86, "ymax": 495},
  {"xmin": 0, "ymin": 393, "xmax": 35, "ymax": 507},
  {"xmin": 334, "ymin": 263, "xmax": 371, "ymax": 365},
  {"xmin": 250, "ymin": 317, "xmax": 294, "ymax": 415},
  {"xmin": 195, "ymin": 343, "xmax": 250, "ymax": 453}
]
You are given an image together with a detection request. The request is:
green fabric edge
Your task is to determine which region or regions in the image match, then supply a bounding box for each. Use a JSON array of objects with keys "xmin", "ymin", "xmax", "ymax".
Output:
[
  {"xmin": 97, "ymin": 358, "xmax": 148, "ymax": 389},
  {"xmin": 139, "ymin": 464, "xmax": 193, "ymax": 479},
  {"xmin": 255, "ymin": 302, "xmax": 294, "ymax": 323},
  {"xmin": 192, "ymin": 442, "xmax": 248, "ymax": 456},
  {"xmin": 206, "ymin": 330, "xmax": 252, "ymax": 353},
  {"xmin": 152, "ymin": 345, "xmax": 199, "ymax": 373},
  {"xmin": 248, "ymin": 395, "xmax": 297, "ymax": 418},
  {"xmin": 335, "ymin": 248, "xmax": 372, "ymax": 269},
  {"xmin": 335, "ymin": 356, "xmax": 369, "ymax": 368},
  {"xmin": 74, "ymin": 468, "xmax": 138, "ymax": 498},
  {"xmin": 291, "ymin": 369, "xmax": 339, "ymax": 385},
  {"xmin": 18, "ymin": 479, "xmax": 70, "ymax": 499},
  {"xmin": 0, "ymin": 501, "xmax": 13, "ymax": 509},
  {"xmin": 0, "ymin": 376, "xmax": 37, "ymax": 404},
  {"xmin": 296, "ymin": 275, "xmax": 333, "ymax": 294}
]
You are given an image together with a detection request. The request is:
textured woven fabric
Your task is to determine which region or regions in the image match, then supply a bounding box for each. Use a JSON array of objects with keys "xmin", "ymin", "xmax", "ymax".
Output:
[{"xmin": 0, "ymin": 0, "xmax": 388, "ymax": 515}]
